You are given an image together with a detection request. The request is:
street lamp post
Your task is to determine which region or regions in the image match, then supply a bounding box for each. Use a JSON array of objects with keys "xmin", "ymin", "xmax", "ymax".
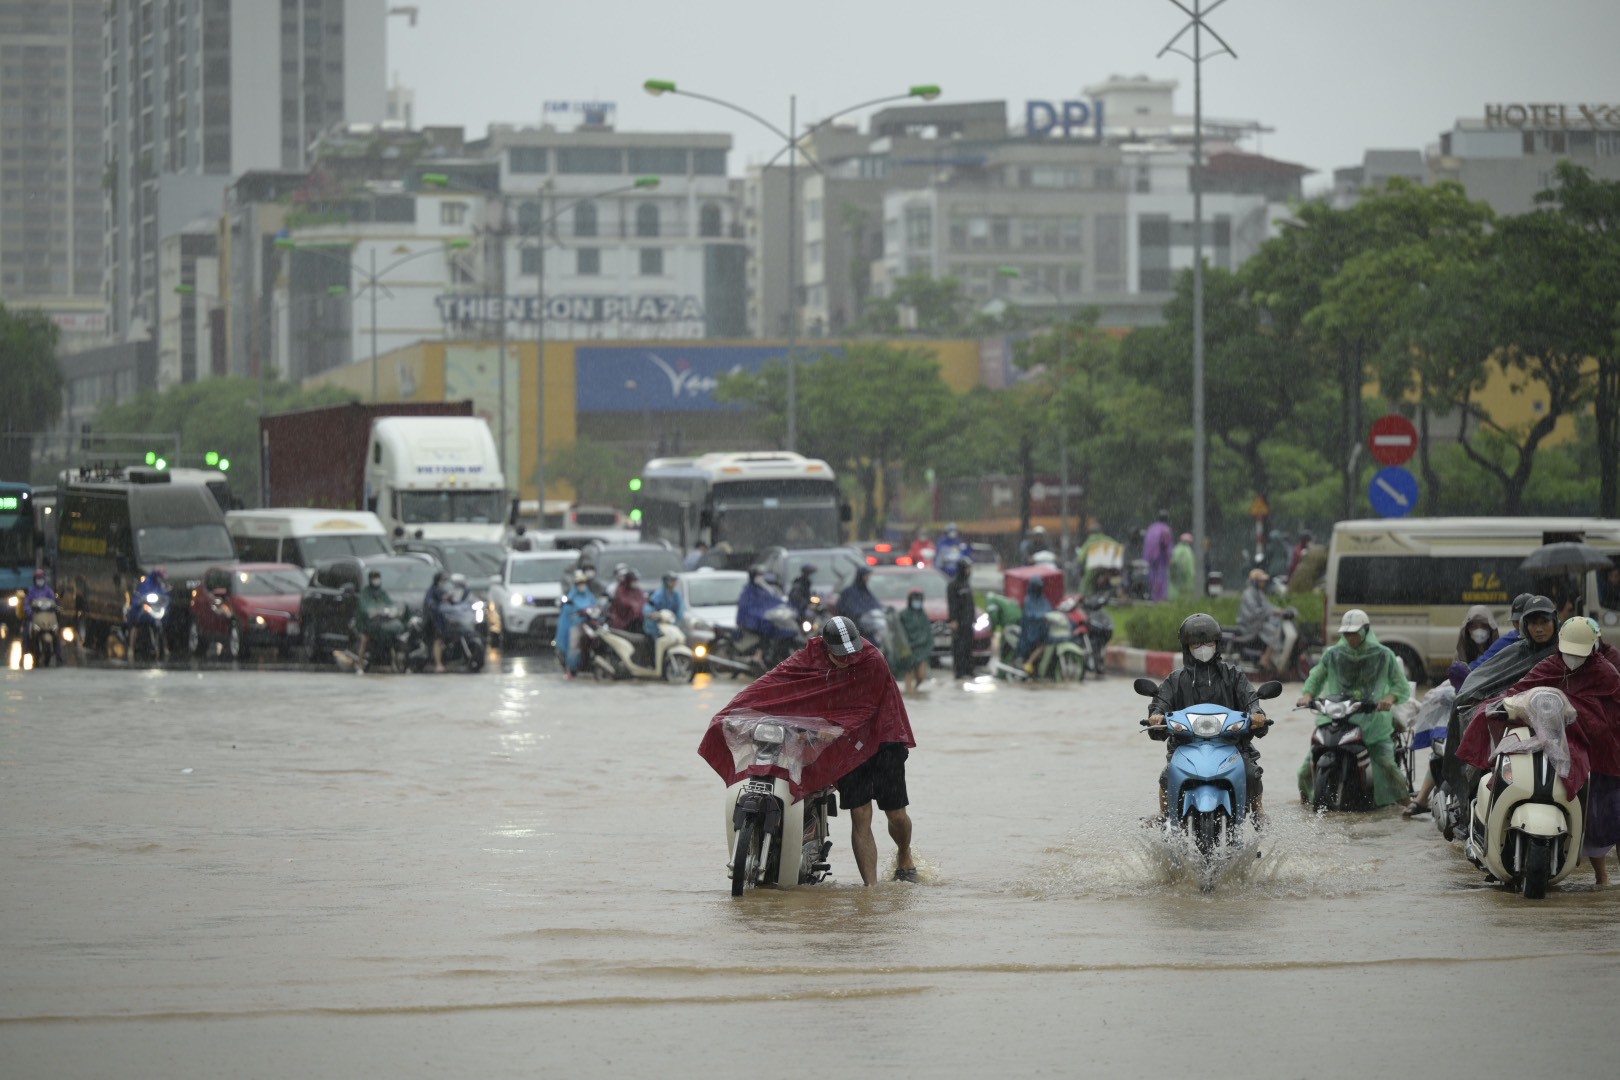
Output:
[
  {"xmin": 998, "ymin": 266, "xmax": 1077, "ymax": 566},
  {"xmin": 643, "ymin": 80, "xmax": 941, "ymax": 451},
  {"xmin": 273, "ymin": 236, "xmax": 472, "ymax": 404},
  {"xmin": 1159, "ymin": 0, "xmax": 1237, "ymax": 598}
]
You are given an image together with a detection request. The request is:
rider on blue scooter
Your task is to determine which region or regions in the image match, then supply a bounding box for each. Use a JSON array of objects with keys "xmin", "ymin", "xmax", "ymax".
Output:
[{"xmin": 1146, "ymin": 613, "xmax": 1270, "ymax": 820}]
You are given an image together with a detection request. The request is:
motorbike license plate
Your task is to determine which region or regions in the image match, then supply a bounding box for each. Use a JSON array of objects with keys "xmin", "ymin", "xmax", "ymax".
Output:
[{"xmin": 746, "ymin": 779, "xmax": 776, "ymax": 795}]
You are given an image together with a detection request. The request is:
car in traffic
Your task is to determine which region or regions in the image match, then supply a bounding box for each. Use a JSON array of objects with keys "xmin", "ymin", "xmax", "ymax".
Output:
[
  {"xmin": 299, "ymin": 554, "xmax": 442, "ymax": 663},
  {"xmin": 392, "ymin": 538, "xmax": 507, "ymax": 599},
  {"xmin": 969, "ymin": 542, "xmax": 1005, "ymax": 594},
  {"xmin": 488, "ymin": 548, "xmax": 580, "ymax": 649},
  {"xmin": 578, "ymin": 539, "xmax": 684, "ymax": 585},
  {"xmin": 861, "ymin": 565, "xmax": 992, "ymax": 666},
  {"xmin": 758, "ymin": 545, "xmax": 866, "ymax": 600},
  {"xmin": 674, "ymin": 567, "xmax": 750, "ymax": 647},
  {"xmin": 188, "ymin": 563, "xmax": 307, "ymax": 659},
  {"xmin": 858, "ymin": 540, "xmax": 923, "ymax": 568}
]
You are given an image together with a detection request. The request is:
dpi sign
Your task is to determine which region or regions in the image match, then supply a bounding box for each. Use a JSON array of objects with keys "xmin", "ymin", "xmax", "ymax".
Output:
[{"xmin": 1025, "ymin": 99, "xmax": 1106, "ymax": 141}]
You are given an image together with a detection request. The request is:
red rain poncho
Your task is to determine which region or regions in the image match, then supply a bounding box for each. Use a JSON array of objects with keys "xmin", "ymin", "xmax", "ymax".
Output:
[
  {"xmin": 1458, "ymin": 642, "xmax": 1620, "ymax": 794},
  {"xmin": 698, "ymin": 636, "xmax": 914, "ymax": 799}
]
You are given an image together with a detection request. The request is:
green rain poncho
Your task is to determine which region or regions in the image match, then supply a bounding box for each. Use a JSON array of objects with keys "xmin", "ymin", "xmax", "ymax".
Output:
[
  {"xmin": 1169, "ymin": 540, "xmax": 1195, "ymax": 601},
  {"xmin": 1296, "ymin": 627, "xmax": 1412, "ymax": 806}
]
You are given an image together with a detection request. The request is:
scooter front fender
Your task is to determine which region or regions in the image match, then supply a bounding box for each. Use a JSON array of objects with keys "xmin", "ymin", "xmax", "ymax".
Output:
[
  {"xmin": 1508, "ymin": 801, "xmax": 1570, "ymax": 837},
  {"xmin": 1184, "ymin": 784, "xmax": 1231, "ymax": 816}
]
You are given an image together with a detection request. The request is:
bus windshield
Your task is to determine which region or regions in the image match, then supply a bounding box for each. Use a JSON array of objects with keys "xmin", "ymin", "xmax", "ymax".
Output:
[
  {"xmin": 397, "ymin": 490, "xmax": 507, "ymax": 525},
  {"xmin": 710, "ymin": 479, "xmax": 842, "ymax": 552},
  {"xmin": 1, "ymin": 497, "xmax": 33, "ymax": 568}
]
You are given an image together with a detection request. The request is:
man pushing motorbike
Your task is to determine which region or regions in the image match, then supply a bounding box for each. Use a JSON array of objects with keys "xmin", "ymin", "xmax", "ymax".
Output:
[
  {"xmin": 1145, "ymin": 613, "xmax": 1270, "ymax": 819},
  {"xmin": 698, "ymin": 615, "xmax": 919, "ymax": 885}
]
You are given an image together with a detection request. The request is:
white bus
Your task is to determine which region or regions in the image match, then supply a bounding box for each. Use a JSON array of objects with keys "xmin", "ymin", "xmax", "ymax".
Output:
[
  {"xmin": 633, "ymin": 452, "xmax": 850, "ymax": 568},
  {"xmin": 1325, "ymin": 516, "xmax": 1620, "ymax": 680}
]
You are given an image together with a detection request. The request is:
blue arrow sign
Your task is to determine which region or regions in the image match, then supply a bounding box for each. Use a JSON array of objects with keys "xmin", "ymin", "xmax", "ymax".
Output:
[{"xmin": 1369, "ymin": 466, "xmax": 1419, "ymax": 518}]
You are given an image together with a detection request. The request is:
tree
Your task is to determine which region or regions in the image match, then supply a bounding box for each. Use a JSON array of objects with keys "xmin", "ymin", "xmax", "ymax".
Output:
[
  {"xmin": 93, "ymin": 377, "xmax": 356, "ymax": 507},
  {"xmin": 545, "ymin": 438, "xmax": 640, "ymax": 506},
  {"xmin": 714, "ymin": 343, "xmax": 957, "ymax": 537},
  {"xmin": 0, "ymin": 304, "xmax": 63, "ymax": 478}
]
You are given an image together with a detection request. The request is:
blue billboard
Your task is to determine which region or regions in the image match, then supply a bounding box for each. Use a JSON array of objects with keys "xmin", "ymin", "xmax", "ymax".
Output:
[{"xmin": 576, "ymin": 345, "xmax": 840, "ymax": 413}]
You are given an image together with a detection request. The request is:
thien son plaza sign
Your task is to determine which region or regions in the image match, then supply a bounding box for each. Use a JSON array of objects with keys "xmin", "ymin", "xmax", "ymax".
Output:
[
  {"xmin": 1484, "ymin": 103, "xmax": 1620, "ymax": 128},
  {"xmin": 435, "ymin": 294, "xmax": 704, "ymax": 326}
]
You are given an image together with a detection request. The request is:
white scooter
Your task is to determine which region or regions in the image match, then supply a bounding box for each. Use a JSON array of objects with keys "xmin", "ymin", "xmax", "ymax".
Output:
[
  {"xmin": 722, "ymin": 711, "xmax": 844, "ymax": 895},
  {"xmin": 588, "ymin": 608, "xmax": 696, "ymax": 683},
  {"xmin": 1465, "ymin": 687, "xmax": 1586, "ymax": 899}
]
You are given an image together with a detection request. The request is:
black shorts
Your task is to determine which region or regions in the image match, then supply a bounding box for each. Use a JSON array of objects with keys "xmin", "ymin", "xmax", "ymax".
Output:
[{"xmin": 838, "ymin": 743, "xmax": 910, "ymax": 811}]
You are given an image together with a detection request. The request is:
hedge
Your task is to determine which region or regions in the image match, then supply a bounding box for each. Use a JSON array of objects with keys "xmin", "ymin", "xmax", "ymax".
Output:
[{"xmin": 1120, "ymin": 592, "xmax": 1326, "ymax": 653}]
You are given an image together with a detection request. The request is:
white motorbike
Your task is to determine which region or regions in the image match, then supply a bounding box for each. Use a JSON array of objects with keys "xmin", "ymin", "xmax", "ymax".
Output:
[
  {"xmin": 587, "ymin": 608, "xmax": 696, "ymax": 683},
  {"xmin": 1465, "ymin": 687, "xmax": 1586, "ymax": 899},
  {"xmin": 29, "ymin": 596, "xmax": 60, "ymax": 668},
  {"xmin": 722, "ymin": 711, "xmax": 844, "ymax": 895}
]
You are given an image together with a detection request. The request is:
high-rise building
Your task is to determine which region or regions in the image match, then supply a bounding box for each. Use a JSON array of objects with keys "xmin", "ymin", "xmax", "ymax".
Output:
[
  {"xmin": 0, "ymin": 0, "xmax": 104, "ymax": 349},
  {"xmin": 102, "ymin": 0, "xmax": 385, "ymax": 380}
]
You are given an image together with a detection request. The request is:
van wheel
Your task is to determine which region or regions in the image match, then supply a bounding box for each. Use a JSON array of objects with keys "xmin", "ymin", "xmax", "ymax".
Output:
[
  {"xmin": 229, "ymin": 622, "xmax": 248, "ymax": 662},
  {"xmin": 1389, "ymin": 644, "xmax": 1425, "ymax": 686}
]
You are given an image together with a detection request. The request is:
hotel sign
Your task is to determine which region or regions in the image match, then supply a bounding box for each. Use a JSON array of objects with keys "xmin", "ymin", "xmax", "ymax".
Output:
[{"xmin": 1484, "ymin": 103, "xmax": 1620, "ymax": 128}]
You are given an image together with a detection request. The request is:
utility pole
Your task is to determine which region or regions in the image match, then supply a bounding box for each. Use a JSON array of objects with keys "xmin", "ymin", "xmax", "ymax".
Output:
[
  {"xmin": 786, "ymin": 94, "xmax": 799, "ymax": 452},
  {"xmin": 1159, "ymin": 0, "xmax": 1237, "ymax": 598}
]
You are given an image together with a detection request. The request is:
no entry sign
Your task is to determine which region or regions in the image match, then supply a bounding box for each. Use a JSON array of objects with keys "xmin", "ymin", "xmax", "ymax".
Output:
[{"xmin": 1369, "ymin": 414, "xmax": 1418, "ymax": 467}]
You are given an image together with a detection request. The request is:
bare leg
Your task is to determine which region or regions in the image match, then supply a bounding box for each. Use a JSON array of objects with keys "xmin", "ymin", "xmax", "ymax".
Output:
[
  {"xmin": 1596, "ymin": 853, "xmax": 1612, "ymax": 887},
  {"xmin": 433, "ymin": 638, "xmax": 445, "ymax": 673},
  {"xmin": 886, "ymin": 808, "xmax": 914, "ymax": 872},
  {"xmin": 849, "ymin": 803, "xmax": 877, "ymax": 886},
  {"xmin": 356, "ymin": 634, "xmax": 369, "ymax": 671}
]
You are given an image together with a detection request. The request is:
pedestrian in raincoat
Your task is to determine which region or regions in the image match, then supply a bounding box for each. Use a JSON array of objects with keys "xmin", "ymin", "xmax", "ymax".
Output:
[
  {"xmin": 644, "ymin": 571, "xmax": 685, "ymax": 637},
  {"xmin": 1143, "ymin": 510, "xmax": 1173, "ymax": 602},
  {"xmin": 1295, "ymin": 608, "xmax": 1413, "ymax": 809},
  {"xmin": 1169, "ymin": 532, "xmax": 1196, "ymax": 602},
  {"xmin": 896, "ymin": 588, "xmax": 934, "ymax": 693},
  {"xmin": 1454, "ymin": 604, "xmax": 1499, "ymax": 666},
  {"xmin": 554, "ymin": 570, "xmax": 596, "ymax": 675}
]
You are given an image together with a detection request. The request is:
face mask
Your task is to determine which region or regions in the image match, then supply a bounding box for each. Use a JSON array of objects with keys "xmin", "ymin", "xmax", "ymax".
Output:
[
  {"xmin": 1562, "ymin": 652, "xmax": 1587, "ymax": 670},
  {"xmin": 1190, "ymin": 644, "xmax": 1217, "ymax": 662},
  {"xmin": 909, "ymin": 600, "xmax": 923, "ymax": 610},
  {"xmin": 1470, "ymin": 627, "xmax": 1490, "ymax": 644}
]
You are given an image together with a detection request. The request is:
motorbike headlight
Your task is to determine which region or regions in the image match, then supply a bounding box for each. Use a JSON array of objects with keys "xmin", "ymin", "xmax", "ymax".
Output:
[
  {"xmin": 802, "ymin": 621, "xmax": 813, "ymax": 634},
  {"xmin": 974, "ymin": 612, "xmax": 990, "ymax": 632},
  {"xmin": 254, "ymin": 615, "xmax": 266, "ymax": 625},
  {"xmin": 753, "ymin": 722, "xmax": 786, "ymax": 746},
  {"xmin": 1498, "ymin": 759, "xmax": 1514, "ymax": 785},
  {"xmin": 145, "ymin": 593, "xmax": 160, "ymax": 603},
  {"xmin": 62, "ymin": 627, "xmax": 75, "ymax": 643},
  {"xmin": 5, "ymin": 596, "xmax": 16, "ymax": 608},
  {"xmin": 1191, "ymin": 713, "xmax": 1228, "ymax": 737},
  {"xmin": 694, "ymin": 643, "xmax": 707, "ymax": 659}
]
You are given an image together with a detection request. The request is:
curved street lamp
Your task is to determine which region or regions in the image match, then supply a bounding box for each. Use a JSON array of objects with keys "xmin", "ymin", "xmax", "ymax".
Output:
[
  {"xmin": 274, "ymin": 235, "xmax": 472, "ymax": 406},
  {"xmin": 422, "ymin": 172, "xmax": 659, "ymax": 504},
  {"xmin": 644, "ymin": 80, "xmax": 942, "ymax": 451}
]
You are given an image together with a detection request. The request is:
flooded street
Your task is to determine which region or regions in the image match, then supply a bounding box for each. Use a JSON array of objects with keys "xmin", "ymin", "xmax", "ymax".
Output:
[{"xmin": 3, "ymin": 660, "xmax": 1618, "ymax": 1078}]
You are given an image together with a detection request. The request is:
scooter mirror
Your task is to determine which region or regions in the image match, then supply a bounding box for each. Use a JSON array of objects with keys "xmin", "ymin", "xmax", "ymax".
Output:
[
  {"xmin": 1132, "ymin": 677, "xmax": 1159, "ymax": 697},
  {"xmin": 1255, "ymin": 680, "xmax": 1284, "ymax": 700}
]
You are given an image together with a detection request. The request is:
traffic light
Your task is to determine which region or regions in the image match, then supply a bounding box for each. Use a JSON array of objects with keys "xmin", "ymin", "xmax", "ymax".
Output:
[
  {"xmin": 205, "ymin": 451, "xmax": 219, "ymax": 466},
  {"xmin": 628, "ymin": 478, "xmax": 642, "ymax": 492},
  {"xmin": 153, "ymin": 457, "xmax": 168, "ymax": 470},
  {"xmin": 217, "ymin": 458, "xmax": 231, "ymax": 472},
  {"xmin": 144, "ymin": 451, "xmax": 157, "ymax": 465}
]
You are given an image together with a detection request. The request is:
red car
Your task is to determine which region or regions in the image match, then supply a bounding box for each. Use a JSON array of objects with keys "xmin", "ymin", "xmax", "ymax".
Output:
[
  {"xmin": 189, "ymin": 562, "xmax": 307, "ymax": 660},
  {"xmin": 862, "ymin": 565, "xmax": 992, "ymax": 665}
]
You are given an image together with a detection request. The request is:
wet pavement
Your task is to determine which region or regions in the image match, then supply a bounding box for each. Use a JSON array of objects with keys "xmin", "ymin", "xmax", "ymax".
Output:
[{"xmin": 2, "ymin": 652, "xmax": 1618, "ymax": 1078}]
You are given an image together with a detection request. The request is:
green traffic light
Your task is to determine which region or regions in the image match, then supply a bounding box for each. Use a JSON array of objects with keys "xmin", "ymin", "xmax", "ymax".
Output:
[
  {"xmin": 628, "ymin": 478, "xmax": 642, "ymax": 492},
  {"xmin": 205, "ymin": 451, "xmax": 219, "ymax": 466},
  {"xmin": 154, "ymin": 458, "xmax": 168, "ymax": 470},
  {"xmin": 217, "ymin": 458, "xmax": 231, "ymax": 472},
  {"xmin": 629, "ymin": 508, "xmax": 643, "ymax": 523},
  {"xmin": 145, "ymin": 451, "xmax": 156, "ymax": 465}
]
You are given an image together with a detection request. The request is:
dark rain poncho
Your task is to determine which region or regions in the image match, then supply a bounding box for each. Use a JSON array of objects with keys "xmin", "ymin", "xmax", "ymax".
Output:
[{"xmin": 1442, "ymin": 631, "xmax": 1560, "ymax": 796}]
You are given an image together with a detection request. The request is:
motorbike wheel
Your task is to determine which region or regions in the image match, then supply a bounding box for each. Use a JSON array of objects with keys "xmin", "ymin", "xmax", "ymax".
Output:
[
  {"xmin": 228, "ymin": 622, "xmax": 247, "ymax": 662},
  {"xmin": 731, "ymin": 817, "xmax": 758, "ymax": 897},
  {"xmin": 1057, "ymin": 650, "xmax": 1084, "ymax": 683},
  {"xmin": 1313, "ymin": 762, "xmax": 1339, "ymax": 812},
  {"xmin": 187, "ymin": 621, "xmax": 203, "ymax": 658},
  {"xmin": 146, "ymin": 624, "xmax": 166, "ymax": 663},
  {"xmin": 1191, "ymin": 812, "xmax": 1222, "ymax": 859},
  {"xmin": 467, "ymin": 644, "xmax": 485, "ymax": 673},
  {"xmin": 390, "ymin": 644, "xmax": 407, "ymax": 674},
  {"xmin": 1521, "ymin": 837, "xmax": 1552, "ymax": 900},
  {"xmin": 303, "ymin": 619, "xmax": 323, "ymax": 665},
  {"xmin": 663, "ymin": 652, "xmax": 694, "ymax": 683}
]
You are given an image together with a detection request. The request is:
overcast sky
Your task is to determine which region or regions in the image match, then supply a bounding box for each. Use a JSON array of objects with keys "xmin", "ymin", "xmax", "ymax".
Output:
[{"xmin": 386, "ymin": 0, "xmax": 1618, "ymax": 191}]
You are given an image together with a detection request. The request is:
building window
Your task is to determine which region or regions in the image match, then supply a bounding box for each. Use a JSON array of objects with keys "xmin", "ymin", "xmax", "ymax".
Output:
[
  {"xmin": 968, "ymin": 216, "xmax": 989, "ymax": 249},
  {"xmin": 635, "ymin": 203, "xmax": 659, "ymax": 238},
  {"xmin": 556, "ymin": 146, "xmax": 623, "ymax": 174},
  {"xmin": 806, "ymin": 239, "xmax": 822, "ymax": 266},
  {"xmin": 440, "ymin": 201, "xmax": 467, "ymax": 225},
  {"xmin": 1138, "ymin": 213, "xmax": 1171, "ymax": 292},
  {"xmin": 692, "ymin": 148, "xmax": 727, "ymax": 175},
  {"xmin": 1094, "ymin": 167, "xmax": 1117, "ymax": 190},
  {"xmin": 570, "ymin": 201, "xmax": 597, "ymax": 239},
  {"xmin": 627, "ymin": 147, "xmax": 687, "ymax": 175},
  {"xmin": 1062, "ymin": 266, "xmax": 1082, "ymax": 293},
  {"xmin": 577, "ymin": 247, "xmax": 600, "ymax": 275},
  {"xmin": 806, "ymin": 198, "xmax": 821, "ymax": 223},
  {"xmin": 520, "ymin": 247, "xmax": 541, "ymax": 275},
  {"xmin": 1095, "ymin": 214, "xmax": 1124, "ymax": 276},
  {"xmin": 990, "ymin": 217, "xmax": 1010, "ymax": 249},
  {"xmin": 639, "ymin": 247, "xmax": 663, "ymax": 276},
  {"xmin": 1061, "ymin": 219, "xmax": 1083, "ymax": 250},
  {"xmin": 905, "ymin": 207, "xmax": 932, "ymax": 251},
  {"xmin": 1135, "ymin": 167, "xmax": 1151, "ymax": 193},
  {"xmin": 699, "ymin": 202, "xmax": 722, "ymax": 237},
  {"xmin": 1522, "ymin": 131, "xmax": 1535, "ymax": 155},
  {"xmin": 509, "ymin": 147, "xmax": 547, "ymax": 174},
  {"xmin": 949, "ymin": 221, "xmax": 967, "ymax": 251}
]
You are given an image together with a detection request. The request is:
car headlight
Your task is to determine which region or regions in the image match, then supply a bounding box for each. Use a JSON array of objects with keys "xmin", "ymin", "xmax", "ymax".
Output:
[
  {"xmin": 1191, "ymin": 713, "xmax": 1229, "ymax": 737},
  {"xmin": 254, "ymin": 615, "xmax": 266, "ymax": 625},
  {"xmin": 753, "ymin": 722, "xmax": 786, "ymax": 746},
  {"xmin": 973, "ymin": 612, "xmax": 990, "ymax": 632}
]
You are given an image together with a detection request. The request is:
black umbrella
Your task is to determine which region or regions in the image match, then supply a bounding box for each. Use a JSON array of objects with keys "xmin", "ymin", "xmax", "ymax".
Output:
[{"xmin": 1519, "ymin": 542, "xmax": 1616, "ymax": 575}]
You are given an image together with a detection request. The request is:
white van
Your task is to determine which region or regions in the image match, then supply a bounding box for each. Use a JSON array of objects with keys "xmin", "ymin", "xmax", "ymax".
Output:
[
  {"xmin": 1325, "ymin": 517, "xmax": 1620, "ymax": 680},
  {"xmin": 227, "ymin": 509, "xmax": 392, "ymax": 567}
]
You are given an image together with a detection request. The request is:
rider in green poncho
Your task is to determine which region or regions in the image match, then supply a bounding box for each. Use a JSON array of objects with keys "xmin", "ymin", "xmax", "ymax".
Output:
[
  {"xmin": 1295, "ymin": 608, "xmax": 1413, "ymax": 808},
  {"xmin": 1169, "ymin": 532, "xmax": 1196, "ymax": 602}
]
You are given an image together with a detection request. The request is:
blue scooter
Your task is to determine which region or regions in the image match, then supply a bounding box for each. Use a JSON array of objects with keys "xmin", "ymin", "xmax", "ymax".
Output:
[{"xmin": 1134, "ymin": 676, "xmax": 1282, "ymax": 889}]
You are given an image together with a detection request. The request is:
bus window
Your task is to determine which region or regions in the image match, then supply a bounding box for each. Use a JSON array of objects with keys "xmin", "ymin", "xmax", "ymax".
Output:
[{"xmin": 1336, "ymin": 555, "xmax": 1538, "ymax": 607}]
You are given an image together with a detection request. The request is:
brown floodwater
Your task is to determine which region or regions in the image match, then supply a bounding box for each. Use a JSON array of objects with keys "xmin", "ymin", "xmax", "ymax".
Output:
[{"xmin": 2, "ymin": 658, "xmax": 1617, "ymax": 1078}]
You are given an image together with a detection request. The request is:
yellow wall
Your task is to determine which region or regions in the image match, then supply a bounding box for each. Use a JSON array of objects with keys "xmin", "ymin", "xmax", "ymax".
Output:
[{"xmin": 1374, "ymin": 356, "xmax": 1596, "ymax": 447}]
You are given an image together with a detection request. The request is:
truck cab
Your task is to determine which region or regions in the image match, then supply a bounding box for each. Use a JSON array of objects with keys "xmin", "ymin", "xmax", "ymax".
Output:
[{"xmin": 365, "ymin": 417, "xmax": 508, "ymax": 544}]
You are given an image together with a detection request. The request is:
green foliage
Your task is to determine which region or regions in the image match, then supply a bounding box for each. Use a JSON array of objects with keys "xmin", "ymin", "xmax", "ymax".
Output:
[
  {"xmin": 1120, "ymin": 592, "xmax": 1325, "ymax": 653},
  {"xmin": 93, "ymin": 377, "xmax": 356, "ymax": 507},
  {"xmin": 545, "ymin": 439, "xmax": 640, "ymax": 506},
  {"xmin": 0, "ymin": 303, "xmax": 63, "ymax": 478}
]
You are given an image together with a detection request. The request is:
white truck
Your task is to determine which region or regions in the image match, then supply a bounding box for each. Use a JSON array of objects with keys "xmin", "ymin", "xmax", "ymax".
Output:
[{"xmin": 366, "ymin": 417, "xmax": 509, "ymax": 544}]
